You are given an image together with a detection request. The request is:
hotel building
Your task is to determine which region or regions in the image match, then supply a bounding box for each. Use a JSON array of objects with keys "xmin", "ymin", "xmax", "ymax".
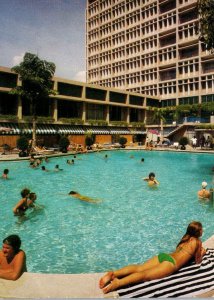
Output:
[
  {"xmin": 86, "ymin": 0, "xmax": 214, "ymax": 108},
  {"xmin": 0, "ymin": 66, "xmax": 159, "ymax": 148}
]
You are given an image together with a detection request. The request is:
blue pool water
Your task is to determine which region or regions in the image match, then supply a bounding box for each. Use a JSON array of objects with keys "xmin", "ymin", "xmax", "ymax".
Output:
[{"xmin": 0, "ymin": 150, "xmax": 213, "ymax": 274}]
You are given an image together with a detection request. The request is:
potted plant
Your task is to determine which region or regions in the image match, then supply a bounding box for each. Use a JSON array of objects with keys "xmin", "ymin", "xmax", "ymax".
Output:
[
  {"xmin": 17, "ymin": 136, "xmax": 29, "ymax": 157},
  {"xmin": 119, "ymin": 136, "xmax": 127, "ymax": 148},
  {"xmin": 85, "ymin": 134, "xmax": 95, "ymax": 150},
  {"xmin": 179, "ymin": 136, "xmax": 189, "ymax": 150},
  {"xmin": 59, "ymin": 136, "xmax": 70, "ymax": 153}
]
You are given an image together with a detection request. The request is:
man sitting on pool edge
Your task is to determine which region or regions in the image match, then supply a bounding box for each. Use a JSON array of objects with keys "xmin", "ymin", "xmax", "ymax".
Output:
[{"xmin": 0, "ymin": 235, "xmax": 27, "ymax": 280}]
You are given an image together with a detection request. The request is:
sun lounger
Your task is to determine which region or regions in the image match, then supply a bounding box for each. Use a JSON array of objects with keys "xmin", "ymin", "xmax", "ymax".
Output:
[{"xmin": 106, "ymin": 248, "xmax": 214, "ymax": 298}]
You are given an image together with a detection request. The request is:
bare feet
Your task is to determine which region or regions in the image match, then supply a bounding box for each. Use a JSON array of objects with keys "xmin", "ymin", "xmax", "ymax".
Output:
[
  {"xmin": 102, "ymin": 278, "xmax": 120, "ymax": 294},
  {"xmin": 99, "ymin": 271, "xmax": 114, "ymax": 289}
]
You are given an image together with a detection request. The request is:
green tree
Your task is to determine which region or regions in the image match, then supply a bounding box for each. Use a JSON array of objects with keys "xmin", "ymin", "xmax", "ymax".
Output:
[
  {"xmin": 152, "ymin": 108, "xmax": 166, "ymax": 140},
  {"xmin": 197, "ymin": 0, "xmax": 214, "ymax": 51},
  {"xmin": 10, "ymin": 52, "xmax": 56, "ymax": 147}
]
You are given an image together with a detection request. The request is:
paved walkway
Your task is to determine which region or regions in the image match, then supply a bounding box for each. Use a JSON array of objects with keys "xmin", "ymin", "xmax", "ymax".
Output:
[{"xmin": 0, "ymin": 147, "xmax": 213, "ymax": 298}]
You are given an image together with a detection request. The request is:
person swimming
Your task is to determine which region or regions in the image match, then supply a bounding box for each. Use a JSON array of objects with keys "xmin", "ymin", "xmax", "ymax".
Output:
[
  {"xmin": 68, "ymin": 191, "xmax": 102, "ymax": 204},
  {"xmin": 13, "ymin": 188, "xmax": 30, "ymax": 216},
  {"xmin": 54, "ymin": 164, "xmax": 63, "ymax": 171},
  {"xmin": 2, "ymin": 168, "xmax": 9, "ymax": 179},
  {"xmin": 27, "ymin": 192, "xmax": 37, "ymax": 208},
  {"xmin": 198, "ymin": 181, "xmax": 211, "ymax": 200},
  {"xmin": 143, "ymin": 172, "xmax": 159, "ymax": 186}
]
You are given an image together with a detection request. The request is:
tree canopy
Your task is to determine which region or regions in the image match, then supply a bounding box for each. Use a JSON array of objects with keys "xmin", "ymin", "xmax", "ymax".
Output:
[
  {"xmin": 197, "ymin": 0, "xmax": 214, "ymax": 51},
  {"xmin": 10, "ymin": 52, "xmax": 56, "ymax": 146},
  {"xmin": 11, "ymin": 52, "xmax": 56, "ymax": 109}
]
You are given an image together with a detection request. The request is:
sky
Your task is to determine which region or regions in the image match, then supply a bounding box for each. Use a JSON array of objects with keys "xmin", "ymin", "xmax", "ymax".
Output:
[{"xmin": 0, "ymin": 0, "xmax": 87, "ymax": 82}]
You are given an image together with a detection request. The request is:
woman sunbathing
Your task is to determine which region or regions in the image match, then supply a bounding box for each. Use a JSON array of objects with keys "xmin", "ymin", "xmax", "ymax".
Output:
[{"xmin": 99, "ymin": 221, "xmax": 206, "ymax": 294}]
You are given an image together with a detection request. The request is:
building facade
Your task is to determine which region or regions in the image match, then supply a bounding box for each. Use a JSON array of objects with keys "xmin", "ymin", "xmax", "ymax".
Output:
[
  {"xmin": 0, "ymin": 66, "xmax": 159, "ymax": 148},
  {"xmin": 86, "ymin": 0, "xmax": 214, "ymax": 108}
]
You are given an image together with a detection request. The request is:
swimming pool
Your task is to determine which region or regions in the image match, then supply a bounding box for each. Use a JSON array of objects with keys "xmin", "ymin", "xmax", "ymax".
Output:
[{"xmin": 0, "ymin": 150, "xmax": 213, "ymax": 274}]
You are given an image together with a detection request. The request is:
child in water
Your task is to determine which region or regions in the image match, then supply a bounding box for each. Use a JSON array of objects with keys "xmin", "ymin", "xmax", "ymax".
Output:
[
  {"xmin": 143, "ymin": 172, "xmax": 159, "ymax": 186},
  {"xmin": 2, "ymin": 169, "xmax": 9, "ymax": 179}
]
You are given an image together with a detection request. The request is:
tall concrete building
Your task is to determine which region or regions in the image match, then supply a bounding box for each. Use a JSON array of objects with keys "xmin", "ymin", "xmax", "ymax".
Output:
[{"xmin": 86, "ymin": 0, "xmax": 214, "ymax": 108}]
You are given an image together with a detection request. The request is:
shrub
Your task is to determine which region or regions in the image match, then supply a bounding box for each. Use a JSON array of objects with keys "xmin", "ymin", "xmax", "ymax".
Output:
[
  {"xmin": 179, "ymin": 136, "xmax": 189, "ymax": 146},
  {"xmin": 59, "ymin": 136, "xmax": 70, "ymax": 153},
  {"xmin": 119, "ymin": 136, "xmax": 127, "ymax": 148},
  {"xmin": 85, "ymin": 133, "xmax": 95, "ymax": 150},
  {"xmin": 17, "ymin": 136, "xmax": 29, "ymax": 151}
]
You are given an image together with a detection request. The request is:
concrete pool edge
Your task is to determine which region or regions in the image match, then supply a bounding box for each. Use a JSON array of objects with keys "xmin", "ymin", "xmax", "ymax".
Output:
[
  {"xmin": 0, "ymin": 237, "xmax": 214, "ymax": 299},
  {"xmin": 0, "ymin": 146, "xmax": 214, "ymax": 162}
]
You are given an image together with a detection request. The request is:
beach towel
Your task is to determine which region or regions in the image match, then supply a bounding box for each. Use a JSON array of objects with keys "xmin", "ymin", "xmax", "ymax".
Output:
[{"xmin": 112, "ymin": 248, "xmax": 214, "ymax": 298}]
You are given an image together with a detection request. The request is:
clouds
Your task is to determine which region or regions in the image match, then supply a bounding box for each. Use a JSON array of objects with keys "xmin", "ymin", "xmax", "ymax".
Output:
[
  {"xmin": 12, "ymin": 53, "xmax": 24, "ymax": 66},
  {"xmin": 73, "ymin": 71, "xmax": 86, "ymax": 82},
  {"xmin": 0, "ymin": 0, "xmax": 87, "ymax": 81}
]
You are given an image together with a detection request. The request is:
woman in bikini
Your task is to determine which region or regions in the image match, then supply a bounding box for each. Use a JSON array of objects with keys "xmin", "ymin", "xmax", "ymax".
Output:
[{"xmin": 99, "ymin": 221, "xmax": 206, "ymax": 294}]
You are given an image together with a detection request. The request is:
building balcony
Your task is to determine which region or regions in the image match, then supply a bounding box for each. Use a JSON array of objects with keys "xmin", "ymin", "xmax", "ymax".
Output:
[
  {"xmin": 159, "ymin": 58, "xmax": 176, "ymax": 67},
  {"xmin": 178, "ymin": 71, "xmax": 199, "ymax": 79}
]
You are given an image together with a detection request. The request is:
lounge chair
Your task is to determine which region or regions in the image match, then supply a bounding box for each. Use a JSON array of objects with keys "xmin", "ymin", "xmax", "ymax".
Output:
[{"xmin": 32, "ymin": 147, "xmax": 54, "ymax": 155}]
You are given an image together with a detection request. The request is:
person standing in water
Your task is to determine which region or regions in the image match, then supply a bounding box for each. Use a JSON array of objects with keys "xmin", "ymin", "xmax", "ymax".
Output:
[{"xmin": 143, "ymin": 172, "xmax": 159, "ymax": 186}]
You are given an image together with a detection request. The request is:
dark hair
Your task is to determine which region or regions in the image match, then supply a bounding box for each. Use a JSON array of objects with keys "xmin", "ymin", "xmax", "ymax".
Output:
[
  {"xmin": 55, "ymin": 165, "xmax": 59, "ymax": 168},
  {"xmin": 149, "ymin": 172, "xmax": 155, "ymax": 178},
  {"xmin": 177, "ymin": 221, "xmax": 202, "ymax": 247},
  {"xmin": 29, "ymin": 192, "xmax": 37, "ymax": 201},
  {"xmin": 3, "ymin": 235, "xmax": 21, "ymax": 253},
  {"xmin": 141, "ymin": 158, "xmax": 144, "ymax": 162},
  {"xmin": 21, "ymin": 188, "xmax": 30, "ymax": 198},
  {"xmin": 41, "ymin": 166, "xmax": 46, "ymax": 170},
  {"xmin": 3, "ymin": 169, "xmax": 9, "ymax": 174},
  {"xmin": 69, "ymin": 191, "xmax": 77, "ymax": 195}
]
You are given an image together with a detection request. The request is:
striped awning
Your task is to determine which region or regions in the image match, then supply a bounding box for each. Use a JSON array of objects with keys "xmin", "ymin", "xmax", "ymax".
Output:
[
  {"xmin": 85, "ymin": 127, "xmax": 110, "ymax": 134},
  {"xmin": 36, "ymin": 125, "xmax": 58, "ymax": 134},
  {"xmin": 109, "ymin": 127, "xmax": 131, "ymax": 135},
  {"xmin": 0, "ymin": 123, "xmax": 145, "ymax": 135},
  {"xmin": 130, "ymin": 129, "xmax": 146, "ymax": 135},
  {"xmin": 57, "ymin": 125, "xmax": 84, "ymax": 134},
  {"xmin": 0, "ymin": 123, "xmax": 21, "ymax": 134}
]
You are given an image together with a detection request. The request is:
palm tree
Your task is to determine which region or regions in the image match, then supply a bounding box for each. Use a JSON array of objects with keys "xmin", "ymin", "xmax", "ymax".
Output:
[
  {"xmin": 152, "ymin": 108, "xmax": 166, "ymax": 141},
  {"xmin": 10, "ymin": 52, "xmax": 56, "ymax": 147}
]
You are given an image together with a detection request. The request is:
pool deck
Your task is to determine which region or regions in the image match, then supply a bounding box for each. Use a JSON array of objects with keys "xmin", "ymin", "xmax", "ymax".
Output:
[{"xmin": 0, "ymin": 147, "xmax": 214, "ymax": 298}]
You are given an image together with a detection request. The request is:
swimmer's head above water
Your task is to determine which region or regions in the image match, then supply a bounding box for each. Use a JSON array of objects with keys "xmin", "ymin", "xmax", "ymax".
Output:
[
  {"xmin": 149, "ymin": 172, "xmax": 155, "ymax": 180},
  {"xmin": 69, "ymin": 191, "xmax": 78, "ymax": 195}
]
